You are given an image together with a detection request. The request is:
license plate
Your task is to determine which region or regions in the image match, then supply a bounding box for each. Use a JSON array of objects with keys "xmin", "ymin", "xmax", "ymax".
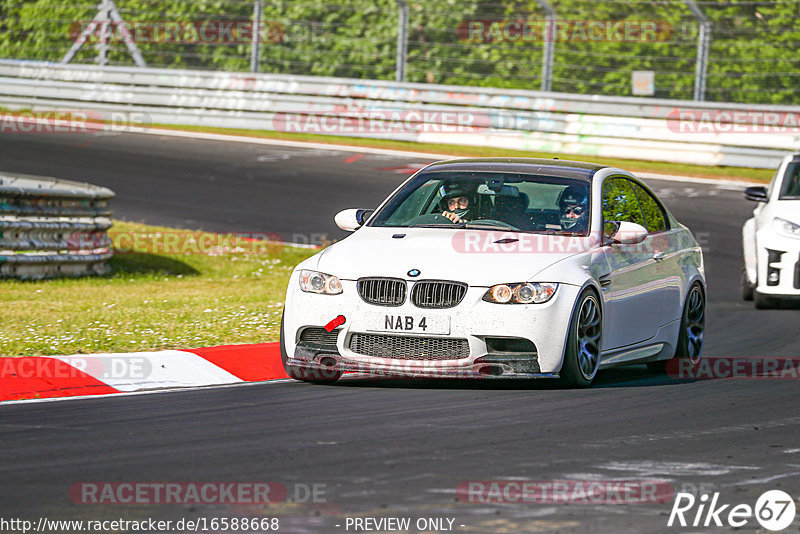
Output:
[{"xmin": 367, "ymin": 314, "xmax": 450, "ymax": 335}]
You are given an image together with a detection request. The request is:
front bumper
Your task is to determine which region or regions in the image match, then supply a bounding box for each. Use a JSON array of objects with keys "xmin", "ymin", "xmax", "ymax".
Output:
[
  {"xmin": 282, "ymin": 274, "xmax": 581, "ymax": 377},
  {"xmin": 756, "ymin": 231, "xmax": 800, "ymax": 296}
]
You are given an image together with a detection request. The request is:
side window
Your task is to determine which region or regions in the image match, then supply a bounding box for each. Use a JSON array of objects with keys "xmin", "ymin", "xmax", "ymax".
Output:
[
  {"xmin": 629, "ymin": 181, "xmax": 668, "ymax": 233},
  {"xmin": 602, "ymin": 178, "xmax": 646, "ymax": 237}
]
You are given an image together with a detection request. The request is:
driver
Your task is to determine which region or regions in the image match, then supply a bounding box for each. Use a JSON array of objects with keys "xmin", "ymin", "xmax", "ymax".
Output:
[
  {"xmin": 558, "ymin": 186, "xmax": 589, "ymax": 233},
  {"xmin": 440, "ymin": 187, "xmax": 476, "ymax": 223}
]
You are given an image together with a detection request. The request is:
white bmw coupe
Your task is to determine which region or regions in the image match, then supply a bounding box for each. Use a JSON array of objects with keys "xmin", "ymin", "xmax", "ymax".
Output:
[
  {"xmin": 281, "ymin": 158, "xmax": 706, "ymax": 386},
  {"xmin": 742, "ymin": 153, "xmax": 800, "ymax": 308}
]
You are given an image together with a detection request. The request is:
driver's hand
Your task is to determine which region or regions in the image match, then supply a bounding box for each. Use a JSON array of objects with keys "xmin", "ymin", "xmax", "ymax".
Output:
[{"xmin": 442, "ymin": 211, "xmax": 463, "ymax": 223}]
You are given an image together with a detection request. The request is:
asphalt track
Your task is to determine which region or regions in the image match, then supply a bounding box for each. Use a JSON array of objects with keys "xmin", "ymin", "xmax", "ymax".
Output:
[{"xmin": 1, "ymin": 131, "xmax": 800, "ymax": 533}]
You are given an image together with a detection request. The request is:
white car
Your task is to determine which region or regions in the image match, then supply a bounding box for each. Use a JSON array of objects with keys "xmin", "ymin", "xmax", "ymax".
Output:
[
  {"xmin": 281, "ymin": 158, "xmax": 706, "ymax": 387},
  {"xmin": 742, "ymin": 153, "xmax": 800, "ymax": 308}
]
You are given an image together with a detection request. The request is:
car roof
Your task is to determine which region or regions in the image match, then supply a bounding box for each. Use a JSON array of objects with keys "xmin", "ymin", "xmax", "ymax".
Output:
[{"xmin": 423, "ymin": 158, "xmax": 607, "ymax": 181}]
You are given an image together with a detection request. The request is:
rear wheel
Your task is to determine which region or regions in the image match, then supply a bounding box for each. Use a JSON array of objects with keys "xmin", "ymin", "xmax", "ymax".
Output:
[
  {"xmin": 649, "ymin": 283, "xmax": 705, "ymax": 373},
  {"xmin": 560, "ymin": 289, "xmax": 602, "ymax": 388},
  {"xmin": 280, "ymin": 315, "xmax": 342, "ymax": 384},
  {"xmin": 676, "ymin": 284, "xmax": 705, "ymax": 363}
]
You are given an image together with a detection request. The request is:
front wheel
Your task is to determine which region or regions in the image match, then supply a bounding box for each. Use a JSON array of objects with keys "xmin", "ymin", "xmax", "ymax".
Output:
[
  {"xmin": 560, "ymin": 289, "xmax": 602, "ymax": 388},
  {"xmin": 741, "ymin": 269, "xmax": 754, "ymax": 301}
]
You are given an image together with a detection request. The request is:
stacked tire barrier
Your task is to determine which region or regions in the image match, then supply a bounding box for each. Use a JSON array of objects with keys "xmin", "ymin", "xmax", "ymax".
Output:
[
  {"xmin": 0, "ymin": 172, "xmax": 114, "ymax": 279},
  {"xmin": 0, "ymin": 59, "xmax": 799, "ymax": 168}
]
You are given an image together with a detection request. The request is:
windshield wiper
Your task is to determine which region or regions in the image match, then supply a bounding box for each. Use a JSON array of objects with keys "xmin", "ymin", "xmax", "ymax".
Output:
[
  {"xmin": 406, "ymin": 223, "xmax": 467, "ymax": 228},
  {"xmin": 464, "ymin": 223, "xmax": 517, "ymax": 231}
]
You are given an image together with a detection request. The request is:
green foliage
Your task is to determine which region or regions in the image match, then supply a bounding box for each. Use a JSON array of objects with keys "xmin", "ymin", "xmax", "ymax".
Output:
[
  {"xmin": 603, "ymin": 177, "xmax": 645, "ymax": 229},
  {"xmin": 0, "ymin": 0, "xmax": 797, "ymax": 104}
]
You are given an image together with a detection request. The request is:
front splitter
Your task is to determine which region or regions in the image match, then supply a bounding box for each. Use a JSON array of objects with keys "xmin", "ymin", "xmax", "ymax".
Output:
[{"xmin": 286, "ymin": 356, "xmax": 559, "ymax": 380}]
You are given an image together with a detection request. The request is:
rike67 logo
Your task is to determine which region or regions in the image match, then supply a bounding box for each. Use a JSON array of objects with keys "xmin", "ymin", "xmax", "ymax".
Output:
[{"xmin": 668, "ymin": 490, "xmax": 796, "ymax": 531}]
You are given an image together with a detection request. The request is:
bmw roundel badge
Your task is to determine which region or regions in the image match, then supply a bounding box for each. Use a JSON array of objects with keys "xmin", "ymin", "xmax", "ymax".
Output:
[{"xmin": 407, "ymin": 269, "xmax": 421, "ymax": 277}]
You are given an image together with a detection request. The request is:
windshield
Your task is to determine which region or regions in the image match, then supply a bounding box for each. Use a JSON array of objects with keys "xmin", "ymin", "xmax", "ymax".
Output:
[
  {"xmin": 369, "ymin": 171, "xmax": 592, "ymax": 236},
  {"xmin": 779, "ymin": 162, "xmax": 800, "ymax": 199}
]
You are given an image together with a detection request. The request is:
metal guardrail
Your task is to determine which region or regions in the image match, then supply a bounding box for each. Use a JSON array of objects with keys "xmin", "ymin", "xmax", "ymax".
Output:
[
  {"xmin": 0, "ymin": 172, "xmax": 114, "ymax": 280},
  {"xmin": 0, "ymin": 60, "xmax": 798, "ymax": 168}
]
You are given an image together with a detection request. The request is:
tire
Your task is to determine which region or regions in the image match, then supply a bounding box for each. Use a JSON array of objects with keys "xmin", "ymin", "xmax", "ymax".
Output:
[
  {"xmin": 649, "ymin": 283, "xmax": 706, "ymax": 374},
  {"xmin": 560, "ymin": 289, "xmax": 602, "ymax": 388},
  {"xmin": 280, "ymin": 315, "xmax": 342, "ymax": 384},
  {"xmin": 754, "ymin": 291, "xmax": 776, "ymax": 310},
  {"xmin": 741, "ymin": 269, "xmax": 754, "ymax": 302}
]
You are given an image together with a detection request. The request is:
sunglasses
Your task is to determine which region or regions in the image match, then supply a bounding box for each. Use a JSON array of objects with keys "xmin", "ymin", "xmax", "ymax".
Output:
[{"xmin": 563, "ymin": 206, "xmax": 586, "ymax": 216}]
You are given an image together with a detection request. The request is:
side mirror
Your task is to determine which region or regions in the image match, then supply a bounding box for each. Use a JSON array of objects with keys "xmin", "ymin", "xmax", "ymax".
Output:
[
  {"xmin": 607, "ymin": 221, "xmax": 649, "ymax": 245},
  {"xmin": 334, "ymin": 209, "xmax": 374, "ymax": 232},
  {"xmin": 744, "ymin": 186, "xmax": 768, "ymax": 202}
]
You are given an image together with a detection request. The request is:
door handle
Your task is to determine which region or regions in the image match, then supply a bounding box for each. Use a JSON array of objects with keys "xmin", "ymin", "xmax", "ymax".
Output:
[{"xmin": 653, "ymin": 252, "xmax": 667, "ymax": 262}]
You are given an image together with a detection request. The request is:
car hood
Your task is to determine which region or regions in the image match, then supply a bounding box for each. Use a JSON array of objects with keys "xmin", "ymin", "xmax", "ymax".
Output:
[{"xmin": 312, "ymin": 227, "xmax": 598, "ymax": 286}]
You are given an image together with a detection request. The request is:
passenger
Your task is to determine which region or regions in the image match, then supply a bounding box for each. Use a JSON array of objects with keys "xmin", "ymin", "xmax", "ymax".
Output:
[
  {"xmin": 494, "ymin": 192, "xmax": 529, "ymax": 228},
  {"xmin": 558, "ymin": 186, "xmax": 590, "ymax": 233}
]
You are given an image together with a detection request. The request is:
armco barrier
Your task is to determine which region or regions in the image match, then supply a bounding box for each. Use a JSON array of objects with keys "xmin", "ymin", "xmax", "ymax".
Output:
[
  {"xmin": 0, "ymin": 60, "xmax": 798, "ymax": 168},
  {"xmin": 0, "ymin": 172, "xmax": 114, "ymax": 279}
]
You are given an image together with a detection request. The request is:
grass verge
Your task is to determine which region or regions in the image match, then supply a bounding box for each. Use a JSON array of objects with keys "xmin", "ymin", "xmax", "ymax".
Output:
[{"xmin": 0, "ymin": 220, "xmax": 317, "ymax": 357}]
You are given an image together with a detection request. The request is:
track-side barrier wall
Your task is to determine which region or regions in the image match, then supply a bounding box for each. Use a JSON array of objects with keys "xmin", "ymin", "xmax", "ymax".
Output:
[
  {"xmin": 0, "ymin": 172, "xmax": 114, "ymax": 279},
  {"xmin": 0, "ymin": 60, "xmax": 798, "ymax": 168}
]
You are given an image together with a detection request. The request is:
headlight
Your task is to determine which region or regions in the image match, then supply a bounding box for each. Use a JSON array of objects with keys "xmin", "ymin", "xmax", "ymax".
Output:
[
  {"xmin": 483, "ymin": 282, "xmax": 558, "ymax": 304},
  {"xmin": 299, "ymin": 270, "xmax": 343, "ymax": 295},
  {"xmin": 774, "ymin": 217, "xmax": 800, "ymax": 238}
]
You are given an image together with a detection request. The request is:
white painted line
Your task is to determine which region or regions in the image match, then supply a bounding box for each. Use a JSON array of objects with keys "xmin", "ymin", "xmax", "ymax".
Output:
[
  {"xmin": 599, "ymin": 460, "xmax": 759, "ymax": 477},
  {"xmin": 729, "ymin": 471, "xmax": 800, "ymax": 486},
  {"xmin": 140, "ymin": 126, "xmax": 455, "ymax": 160},
  {"xmin": 0, "ymin": 377, "xmax": 295, "ymax": 407},
  {"xmin": 637, "ymin": 171, "xmax": 761, "ymax": 187}
]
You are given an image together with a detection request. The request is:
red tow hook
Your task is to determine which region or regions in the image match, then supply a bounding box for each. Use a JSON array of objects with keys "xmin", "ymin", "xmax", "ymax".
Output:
[{"xmin": 324, "ymin": 315, "xmax": 346, "ymax": 332}]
